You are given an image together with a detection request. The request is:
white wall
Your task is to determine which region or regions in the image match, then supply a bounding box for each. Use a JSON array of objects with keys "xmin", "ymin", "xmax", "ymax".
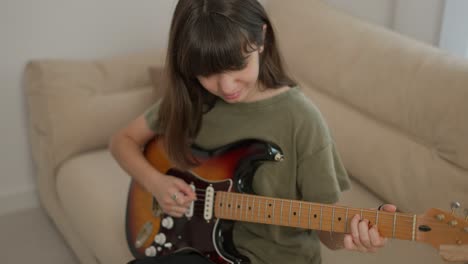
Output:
[
  {"xmin": 0, "ymin": 0, "xmax": 178, "ymax": 215},
  {"xmin": 0, "ymin": 0, "xmax": 452, "ymax": 215},
  {"xmin": 393, "ymin": 0, "xmax": 445, "ymax": 46},
  {"xmin": 439, "ymin": 0, "xmax": 468, "ymax": 58},
  {"xmin": 0, "ymin": 0, "xmax": 270, "ymax": 216},
  {"xmin": 324, "ymin": 0, "xmax": 395, "ymax": 28},
  {"xmin": 324, "ymin": 0, "xmax": 446, "ymax": 46}
]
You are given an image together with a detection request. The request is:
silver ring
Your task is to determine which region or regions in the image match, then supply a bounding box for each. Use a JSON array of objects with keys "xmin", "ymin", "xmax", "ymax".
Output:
[{"xmin": 171, "ymin": 193, "xmax": 178, "ymax": 202}]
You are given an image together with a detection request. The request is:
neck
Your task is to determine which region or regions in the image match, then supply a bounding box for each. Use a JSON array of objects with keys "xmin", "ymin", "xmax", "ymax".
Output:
[{"xmin": 214, "ymin": 191, "xmax": 416, "ymax": 241}]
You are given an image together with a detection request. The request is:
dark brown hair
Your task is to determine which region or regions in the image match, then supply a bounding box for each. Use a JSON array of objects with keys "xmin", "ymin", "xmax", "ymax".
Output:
[{"xmin": 157, "ymin": 0, "xmax": 296, "ymax": 170}]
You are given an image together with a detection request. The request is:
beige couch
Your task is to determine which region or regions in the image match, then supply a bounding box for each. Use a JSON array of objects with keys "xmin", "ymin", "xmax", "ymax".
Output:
[{"xmin": 24, "ymin": 0, "xmax": 468, "ymax": 263}]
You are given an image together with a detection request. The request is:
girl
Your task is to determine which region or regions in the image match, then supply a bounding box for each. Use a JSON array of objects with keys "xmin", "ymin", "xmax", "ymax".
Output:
[{"xmin": 110, "ymin": 0, "xmax": 396, "ymax": 263}]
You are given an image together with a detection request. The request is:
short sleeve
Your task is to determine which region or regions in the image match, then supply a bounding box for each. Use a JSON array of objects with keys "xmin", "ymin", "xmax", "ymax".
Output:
[
  {"xmin": 297, "ymin": 141, "xmax": 351, "ymax": 204},
  {"xmin": 144, "ymin": 100, "xmax": 161, "ymax": 133}
]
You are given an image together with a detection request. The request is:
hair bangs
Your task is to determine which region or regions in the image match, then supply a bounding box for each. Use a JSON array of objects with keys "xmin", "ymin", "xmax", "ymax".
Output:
[{"xmin": 179, "ymin": 13, "xmax": 258, "ymax": 78}]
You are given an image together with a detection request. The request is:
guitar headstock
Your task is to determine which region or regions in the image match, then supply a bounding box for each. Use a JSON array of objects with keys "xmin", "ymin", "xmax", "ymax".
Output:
[{"xmin": 418, "ymin": 205, "xmax": 468, "ymax": 262}]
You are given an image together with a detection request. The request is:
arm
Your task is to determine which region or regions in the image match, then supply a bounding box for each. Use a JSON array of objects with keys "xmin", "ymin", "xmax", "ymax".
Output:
[{"xmin": 109, "ymin": 114, "xmax": 196, "ymax": 217}]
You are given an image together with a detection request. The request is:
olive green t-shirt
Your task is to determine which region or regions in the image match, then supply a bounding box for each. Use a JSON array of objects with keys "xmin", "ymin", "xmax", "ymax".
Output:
[{"xmin": 144, "ymin": 86, "xmax": 350, "ymax": 264}]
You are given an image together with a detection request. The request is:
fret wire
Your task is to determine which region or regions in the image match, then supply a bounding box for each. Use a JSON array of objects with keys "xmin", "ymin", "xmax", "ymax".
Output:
[
  {"xmin": 252, "ymin": 196, "xmax": 255, "ymax": 219},
  {"xmin": 219, "ymin": 192, "xmax": 223, "ymax": 217},
  {"xmin": 273, "ymin": 199, "xmax": 276, "ymax": 225},
  {"xmin": 320, "ymin": 205, "xmax": 323, "ymax": 230},
  {"xmin": 280, "ymin": 200, "xmax": 284, "ymax": 225},
  {"xmin": 376, "ymin": 209, "xmax": 379, "ymax": 226},
  {"xmin": 224, "ymin": 193, "xmax": 228, "ymax": 218},
  {"xmin": 308, "ymin": 203, "xmax": 312, "ymax": 228},
  {"xmin": 393, "ymin": 212, "xmax": 397, "ymax": 238},
  {"xmin": 265, "ymin": 199, "xmax": 268, "ymax": 223},
  {"xmin": 331, "ymin": 206, "xmax": 335, "ymax": 232},
  {"xmin": 289, "ymin": 201, "xmax": 292, "ymax": 226},
  {"xmin": 411, "ymin": 215, "xmax": 416, "ymax": 241},
  {"xmin": 298, "ymin": 201, "xmax": 302, "ymax": 226},
  {"xmin": 236, "ymin": 194, "xmax": 240, "ymax": 220},
  {"xmin": 360, "ymin": 208, "xmax": 363, "ymax": 220},
  {"xmin": 240, "ymin": 194, "xmax": 244, "ymax": 220},
  {"xmin": 257, "ymin": 197, "xmax": 261, "ymax": 221},
  {"xmin": 230, "ymin": 193, "xmax": 234, "ymax": 219},
  {"xmin": 345, "ymin": 207, "xmax": 349, "ymax": 233},
  {"xmin": 245, "ymin": 195, "xmax": 249, "ymax": 221}
]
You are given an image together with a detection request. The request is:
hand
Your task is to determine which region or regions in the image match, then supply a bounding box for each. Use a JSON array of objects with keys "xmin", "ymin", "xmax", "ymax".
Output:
[
  {"xmin": 343, "ymin": 204, "xmax": 397, "ymax": 253},
  {"xmin": 148, "ymin": 173, "xmax": 197, "ymax": 218}
]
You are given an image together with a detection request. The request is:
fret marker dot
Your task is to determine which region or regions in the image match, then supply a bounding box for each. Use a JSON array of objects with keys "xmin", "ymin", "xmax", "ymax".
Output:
[
  {"xmin": 314, "ymin": 214, "xmax": 317, "ymax": 218},
  {"xmin": 248, "ymin": 207, "xmax": 252, "ymax": 210},
  {"xmin": 237, "ymin": 205, "xmax": 241, "ymax": 209},
  {"xmin": 338, "ymin": 217, "xmax": 342, "ymax": 221}
]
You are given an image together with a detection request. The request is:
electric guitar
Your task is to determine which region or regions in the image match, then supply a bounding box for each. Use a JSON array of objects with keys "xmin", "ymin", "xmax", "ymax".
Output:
[{"xmin": 126, "ymin": 137, "xmax": 468, "ymax": 263}]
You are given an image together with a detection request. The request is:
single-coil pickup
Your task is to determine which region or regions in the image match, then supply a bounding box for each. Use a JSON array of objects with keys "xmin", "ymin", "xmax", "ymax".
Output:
[{"xmin": 204, "ymin": 185, "xmax": 215, "ymax": 221}]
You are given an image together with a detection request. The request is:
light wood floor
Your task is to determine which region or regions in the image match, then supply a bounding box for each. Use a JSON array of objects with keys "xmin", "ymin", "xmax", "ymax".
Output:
[{"xmin": 0, "ymin": 207, "xmax": 78, "ymax": 264}]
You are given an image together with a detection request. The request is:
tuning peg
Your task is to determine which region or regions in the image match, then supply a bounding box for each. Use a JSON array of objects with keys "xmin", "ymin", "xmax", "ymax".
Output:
[{"xmin": 451, "ymin": 201, "xmax": 461, "ymax": 215}]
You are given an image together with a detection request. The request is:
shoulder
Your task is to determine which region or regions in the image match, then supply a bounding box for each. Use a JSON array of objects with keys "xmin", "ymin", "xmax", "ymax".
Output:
[
  {"xmin": 286, "ymin": 87, "xmax": 333, "ymax": 153},
  {"xmin": 287, "ymin": 87, "xmax": 328, "ymax": 127}
]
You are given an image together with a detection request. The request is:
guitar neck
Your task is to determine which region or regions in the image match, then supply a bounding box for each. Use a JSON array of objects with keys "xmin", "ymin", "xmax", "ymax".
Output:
[{"xmin": 214, "ymin": 191, "xmax": 417, "ymax": 241}]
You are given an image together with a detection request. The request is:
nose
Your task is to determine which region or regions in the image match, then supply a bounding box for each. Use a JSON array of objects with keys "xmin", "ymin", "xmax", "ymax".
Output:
[{"xmin": 218, "ymin": 73, "xmax": 237, "ymax": 94}]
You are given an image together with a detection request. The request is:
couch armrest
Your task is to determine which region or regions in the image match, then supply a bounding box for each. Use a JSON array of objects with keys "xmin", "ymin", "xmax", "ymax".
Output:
[{"xmin": 24, "ymin": 49, "xmax": 165, "ymax": 263}]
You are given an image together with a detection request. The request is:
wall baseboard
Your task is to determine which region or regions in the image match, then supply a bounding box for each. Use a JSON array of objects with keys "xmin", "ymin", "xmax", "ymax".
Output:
[{"xmin": 0, "ymin": 188, "xmax": 40, "ymax": 216}]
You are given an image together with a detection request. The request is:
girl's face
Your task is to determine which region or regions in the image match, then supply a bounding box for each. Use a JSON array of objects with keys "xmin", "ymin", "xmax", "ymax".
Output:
[{"xmin": 197, "ymin": 49, "xmax": 263, "ymax": 103}]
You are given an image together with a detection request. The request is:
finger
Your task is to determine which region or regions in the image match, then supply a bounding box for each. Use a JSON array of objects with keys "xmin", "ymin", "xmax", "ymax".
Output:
[
  {"xmin": 350, "ymin": 214, "xmax": 363, "ymax": 248},
  {"xmin": 173, "ymin": 205, "xmax": 189, "ymax": 215},
  {"xmin": 343, "ymin": 234, "xmax": 357, "ymax": 250},
  {"xmin": 380, "ymin": 204, "xmax": 397, "ymax": 212},
  {"xmin": 174, "ymin": 180, "xmax": 197, "ymax": 201},
  {"xmin": 168, "ymin": 190, "xmax": 182, "ymax": 205},
  {"xmin": 166, "ymin": 206, "xmax": 187, "ymax": 218},
  {"xmin": 358, "ymin": 219, "xmax": 372, "ymax": 248},
  {"xmin": 167, "ymin": 210, "xmax": 184, "ymax": 218},
  {"xmin": 172, "ymin": 191, "xmax": 191, "ymax": 207},
  {"xmin": 369, "ymin": 225, "xmax": 385, "ymax": 248}
]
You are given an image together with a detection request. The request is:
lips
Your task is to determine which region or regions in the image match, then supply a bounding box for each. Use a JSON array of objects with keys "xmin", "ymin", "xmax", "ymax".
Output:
[{"xmin": 223, "ymin": 91, "xmax": 241, "ymax": 100}]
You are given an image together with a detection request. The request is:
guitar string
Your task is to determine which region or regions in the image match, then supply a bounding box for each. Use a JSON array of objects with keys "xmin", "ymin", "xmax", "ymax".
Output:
[
  {"xmin": 189, "ymin": 198, "xmax": 419, "ymax": 224},
  {"xmin": 185, "ymin": 207, "xmax": 457, "ymax": 238}
]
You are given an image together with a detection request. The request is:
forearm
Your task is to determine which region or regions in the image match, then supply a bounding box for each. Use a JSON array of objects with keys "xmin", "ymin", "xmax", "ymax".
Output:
[{"xmin": 109, "ymin": 133, "xmax": 163, "ymax": 191}]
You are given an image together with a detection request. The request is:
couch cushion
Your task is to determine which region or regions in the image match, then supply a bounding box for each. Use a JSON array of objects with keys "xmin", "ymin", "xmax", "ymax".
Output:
[
  {"xmin": 57, "ymin": 149, "xmax": 133, "ymax": 264},
  {"xmin": 25, "ymin": 50, "xmax": 164, "ymax": 170}
]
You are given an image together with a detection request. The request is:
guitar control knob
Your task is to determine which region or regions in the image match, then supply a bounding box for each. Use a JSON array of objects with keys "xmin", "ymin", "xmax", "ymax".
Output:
[
  {"xmin": 154, "ymin": 233, "xmax": 167, "ymax": 245},
  {"xmin": 162, "ymin": 217, "xmax": 174, "ymax": 229},
  {"xmin": 436, "ymin": 214, "xmax": 445, "ymax": 221},
  {"xmin": 164, "ymin": 242, "xmax": 173, "ymax": 249},
  {"xmin": 145, "ymin": 246, "xmax": 157, "ymax": 257}
]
